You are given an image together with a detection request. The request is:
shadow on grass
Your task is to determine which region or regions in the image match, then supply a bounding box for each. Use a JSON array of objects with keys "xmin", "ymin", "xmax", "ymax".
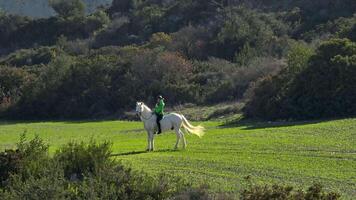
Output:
[
  {"xmin": 220, "ymin": 117, "xmax": 333, "ymax": 130},
  {"xmin": 111, "ymin": 149, "xmax": 180, "ymax": 157}
]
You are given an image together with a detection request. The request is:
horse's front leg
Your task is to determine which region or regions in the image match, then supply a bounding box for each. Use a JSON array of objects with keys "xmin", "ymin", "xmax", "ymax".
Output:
[{"xmin": 147, "ymin": 131, "xmax": 155, "ymax": 151}]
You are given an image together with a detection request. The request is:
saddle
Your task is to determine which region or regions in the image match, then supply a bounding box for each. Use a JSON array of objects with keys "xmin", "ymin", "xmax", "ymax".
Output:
[{"xmin": 156, "ymin": 115, "xmax": 174, "ymax": 131}]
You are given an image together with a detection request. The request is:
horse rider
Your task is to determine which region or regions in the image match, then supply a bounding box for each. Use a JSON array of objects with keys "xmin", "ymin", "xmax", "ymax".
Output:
[{"xmin": 154, "ymin": 95, "xmax": 165, "ymax": 134}]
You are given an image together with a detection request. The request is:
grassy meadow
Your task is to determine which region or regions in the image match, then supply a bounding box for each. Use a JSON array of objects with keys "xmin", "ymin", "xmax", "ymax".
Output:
[{"xmin": 0, "ymin": 118, "xmax": 355, "ymax": 198}]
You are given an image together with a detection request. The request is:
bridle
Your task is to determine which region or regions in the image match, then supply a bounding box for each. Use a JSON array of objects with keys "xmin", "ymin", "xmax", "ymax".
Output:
[
  {"xmin": 137, "ymin": 111, "xmax": 154, "ymax": 121},
  {"xmin": 136, "ymin": 104, "xmax": 154, "ymax": 121}
]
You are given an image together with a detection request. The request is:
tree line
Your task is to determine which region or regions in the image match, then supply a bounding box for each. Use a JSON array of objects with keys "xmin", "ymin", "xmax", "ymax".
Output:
[{"xmin": 0, "ymin": 0, "xmax": 355, "ymax": 120}]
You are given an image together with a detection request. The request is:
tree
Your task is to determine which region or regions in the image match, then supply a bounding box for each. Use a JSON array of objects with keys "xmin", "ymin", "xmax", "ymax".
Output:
[
  {"xmin": 0, "ymin": 66, "xmax": 34, "ymax": 111},
  {"xmin": 49, "ymin": 0, "xmax": 85, "ymax": 18},
  {"xmin": 245, "ymin": 38, "xmax": 356, "ymax": 120},
  {"xmin": 287, "ymin": 42, "xmax": 314, "ymax": 74},
  {"xmin": 289, "ymin": 38, "xmax": 356, "ymax": 119}
]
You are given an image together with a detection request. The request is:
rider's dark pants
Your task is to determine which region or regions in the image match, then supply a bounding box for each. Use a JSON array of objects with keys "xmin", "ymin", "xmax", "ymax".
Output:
[{"xmin": 156, "ymin": 113, "xmax": 163, "ymax": 133}]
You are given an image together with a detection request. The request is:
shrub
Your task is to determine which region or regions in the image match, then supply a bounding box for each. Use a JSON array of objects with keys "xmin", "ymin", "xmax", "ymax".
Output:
[
  {"xmin": 195, "ymin": 57, "xmax": 284, "ymax": 104},
  {"xmin": 16, "ymin": 134, "xmax": 50, "ymax": 180},
  {"xmin": 66, "ymin": 167, "xmax": 192, "ymax": 200},
  {"xmin": 241, "ymin": 183, "xmax": 340, "ymax": 200},
  {"xmin": 170, "ymin": 26, "xmax": 211, "ymax": 60},
  {"xmin": 2, "ymin": 164, "xmax": 68, "ymax": 200},
  {"xmin": 215, "ymin": 7, "xmax": 288, "ymax": 63},
  {"xmin": 0, "ymin": 134, "xmax": 49, "ymax": 188},
  {"xmin": 147, "ymin": 32, "xmax": 172, "ymax": 49},
  {"xmin": 286, "ymin": 42, "xmax": 314, "ymax": 74},
  {"xmin": 0, "ymin": 149, "xmax": 22, "ymax": 187},
  {"xmin": 0, "ymin": 66, "xmax": 35, "ymax": 113},
  {"xmin": 174, "ymin": 184, "xmax": 211, "ymax": 200},
  {"xmin": 288, "ymin": 38, "xmax": 356, "ymax": 119},
  {"xmin": 54, "ymin": 140, "xmax": 113, "ymax": 180},
  {"xmin": 0, "ymin": 47, "xmax": 56, "ymax": 67}
]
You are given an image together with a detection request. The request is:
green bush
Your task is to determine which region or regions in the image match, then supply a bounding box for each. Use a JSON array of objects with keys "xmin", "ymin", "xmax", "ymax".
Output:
[
  {"xmin": 54, "ymin": 140, "xmax": 113, "ymax": 180},
  {"xmin": 0, "ymin": 47, "xmax": 56, "ymax": 67},
  {"xmin": 0, "ymin": 149, "xmax": 22, "ymax": 187},
  {"xmin": 241, "ymin": 183, "xmax": 340, "ymax": 200},
  {"xmin": 0, "ymin": 134, "xmax": 49, "ymax": 188},
  {"xmin": 0, "ymin": 66, "xmax": 35, "ymax": 113},
  {"xmin": 288, "ymin": 39, "xmax": 356, "ymax": 119},
  {"xmin": 2, "ymin": 165, "xmax": 68, "ymax": 200}
]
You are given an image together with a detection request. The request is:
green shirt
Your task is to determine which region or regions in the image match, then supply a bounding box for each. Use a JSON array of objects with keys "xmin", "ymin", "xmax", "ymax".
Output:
[{"xmin": 154, "ymin": 99, "xmax": 165, "ymax": 115}]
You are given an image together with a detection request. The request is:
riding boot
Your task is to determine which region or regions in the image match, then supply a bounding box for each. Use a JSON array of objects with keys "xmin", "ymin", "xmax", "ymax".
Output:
[{"xmin": 157, "ymin": 122, "xmax": 162, "ymax": 134}]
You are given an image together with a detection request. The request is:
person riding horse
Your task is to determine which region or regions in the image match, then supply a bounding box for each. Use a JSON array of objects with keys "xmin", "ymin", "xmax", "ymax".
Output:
[{"xmin": 154, "ymin": 95, "xmax": 165, "ymax": 134}]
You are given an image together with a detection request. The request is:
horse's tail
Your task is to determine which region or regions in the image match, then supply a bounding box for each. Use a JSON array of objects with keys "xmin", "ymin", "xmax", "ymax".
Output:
[{"xmin": 181, "ymin": 115, "xmax": 205, "ymax": 138}]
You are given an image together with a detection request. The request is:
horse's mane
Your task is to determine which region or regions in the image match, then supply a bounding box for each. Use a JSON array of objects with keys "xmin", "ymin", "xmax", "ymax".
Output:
[{"xmin": 140, "ymin": 102, "xmax": 152, "ymax": 112}]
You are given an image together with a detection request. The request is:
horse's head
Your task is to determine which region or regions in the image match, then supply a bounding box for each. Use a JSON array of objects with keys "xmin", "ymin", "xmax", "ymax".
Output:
[{"xmin": 136, "ymin": 102, "xmax": 144, "ymax": 114}]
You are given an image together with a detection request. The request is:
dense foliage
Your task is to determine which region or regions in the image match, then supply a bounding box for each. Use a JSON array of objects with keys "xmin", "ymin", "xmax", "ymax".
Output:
[
  {"xmin": 245, "ymin": 39, "xmax": 356, "ymax": 120},
  {"xmin": 0, "ymin": 0, "xmax": 355, "ymax": 119}
]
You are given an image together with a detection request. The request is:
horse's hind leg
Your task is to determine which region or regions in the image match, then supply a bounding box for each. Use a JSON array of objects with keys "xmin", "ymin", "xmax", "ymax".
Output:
[
  {"xmin": 179, "ymin": 129, "xmax": 187, "ymax": 149},
  {"xmin": 174, "ymin": 128, "xmax": 180, "ymax": 150},
  {"xmin": 146, "ymin": 132, "xmax": 150, "ymax": 151},
  {"xmin": 151, "ymin": 133, "xmax": 155, "ymax": 151}
]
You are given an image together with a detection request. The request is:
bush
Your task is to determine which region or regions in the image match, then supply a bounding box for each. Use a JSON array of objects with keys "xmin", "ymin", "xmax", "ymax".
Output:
[
  {"xmin": 0, "ymin": 134, "xmax": 49, "ymax": 188},
  {"xmin": 0, "ymin": 66, "xmax": 35, "ymax": 113},
  {"xmin": 288, "ymin": 38, "xmax": 356, "ymax": 119},
  {"xmin": 63, "ymin": 166, "xmax": 191, "ymax": 200},
  {"xmin": 54, "ymin": 140, "xmax": 113, "ymax": 180},
  {"xmin": 2, "ymin": 165, "xmax": 67, "ymax": 200},
  {"xmin": 241, "ymin": 183, "xmax": 340, "ymax": 200},
  {"xmin": 0, "ymin": 47, "xmax": 56, "ymax": 67},
  {"xmin": 0, "ymin": 149, "xmax": 22, "ymax": 187},
  {"xmin": 195, "ymin": 57, "xmax": 284, "ymax": 104},
  {"xmin": 170, "ymin": 26, "xmax": 211, "ymax": 60},
  {"xmin": 214, "ymin": 7, "xmax": 288, "ymax": 63},
  {"xmin": 15, "ymin": 134, "xmax": 50, "ymax": 180}
]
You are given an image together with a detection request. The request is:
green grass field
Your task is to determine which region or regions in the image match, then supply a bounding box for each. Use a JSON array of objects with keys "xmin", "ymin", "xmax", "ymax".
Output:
[{"xmin": 0, "ymin": 118, "xmax": 355, "ymax": 198}]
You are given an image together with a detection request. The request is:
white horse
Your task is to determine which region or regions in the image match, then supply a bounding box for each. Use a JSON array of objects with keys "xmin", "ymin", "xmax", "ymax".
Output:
[{"xmin": 135, "ymin": 102, "xmax": 204, "ymax": 151}]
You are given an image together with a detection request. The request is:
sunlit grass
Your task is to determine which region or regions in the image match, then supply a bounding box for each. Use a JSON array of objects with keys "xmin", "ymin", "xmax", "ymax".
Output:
[{"xmin": 0, "ymin": 118, "xmax": 355, "ymax": 198}]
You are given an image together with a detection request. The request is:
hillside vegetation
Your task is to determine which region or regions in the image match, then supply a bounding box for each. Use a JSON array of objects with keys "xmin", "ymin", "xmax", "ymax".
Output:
[
  {"xmin": 0, "ymin": 0, "xmax": 355, "ymax": 120},
  {"xmin": 0, "ymin": 0, "xmax": 112, "ymax": 17}
]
